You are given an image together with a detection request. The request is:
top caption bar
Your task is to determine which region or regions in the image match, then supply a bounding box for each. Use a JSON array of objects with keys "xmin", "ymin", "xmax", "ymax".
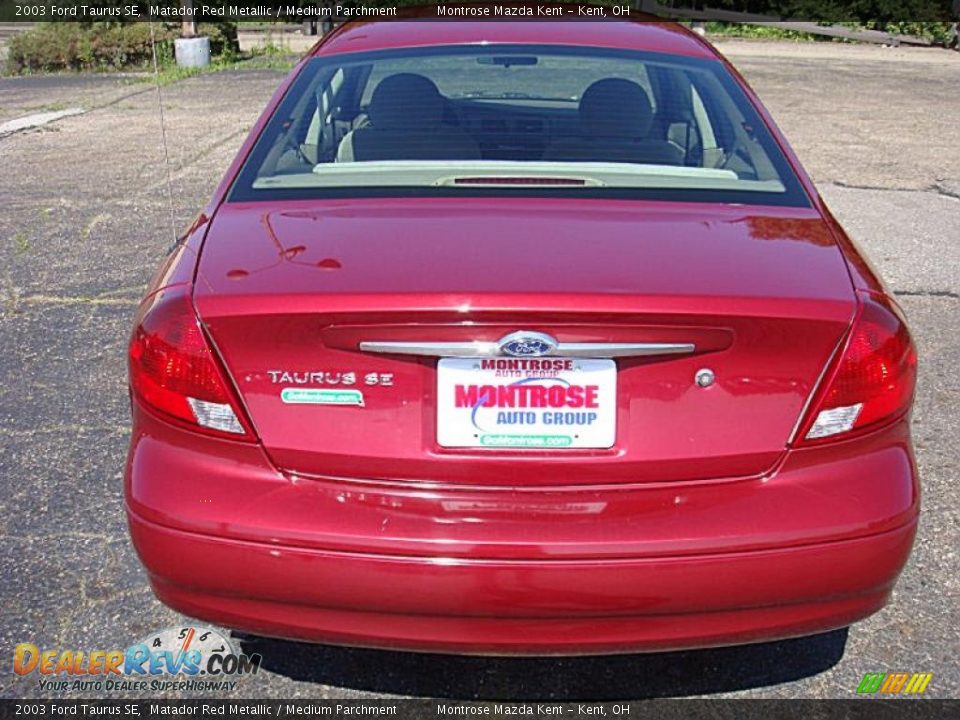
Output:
[{"xmin": 1, "ymin": 1, "xmax": 958, "ymax": 23}]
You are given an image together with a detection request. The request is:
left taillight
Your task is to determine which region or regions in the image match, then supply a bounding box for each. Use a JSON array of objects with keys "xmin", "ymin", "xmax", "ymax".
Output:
[{"xmin": 128, "ymin": 286, "xmax": 255, "ymax": 440}]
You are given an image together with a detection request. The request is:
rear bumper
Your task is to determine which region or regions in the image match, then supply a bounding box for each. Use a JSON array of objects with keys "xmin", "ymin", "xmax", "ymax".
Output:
[
  {"xmin": 131, "ymin": 513, "xmax": 912, "ymax": 654},
  {"xmin": 125, "ymin": 401, "xmax": 918, "ymax": 654}
]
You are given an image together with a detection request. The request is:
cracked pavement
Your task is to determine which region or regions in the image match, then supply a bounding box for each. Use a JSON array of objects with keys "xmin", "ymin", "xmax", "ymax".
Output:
[{"xmin": 0, "ymin": 39, "xmax": 958, "ymax": 700}]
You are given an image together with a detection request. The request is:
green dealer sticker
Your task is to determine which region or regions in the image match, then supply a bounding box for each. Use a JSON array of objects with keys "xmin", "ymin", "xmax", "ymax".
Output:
[{"xmin": 280, "ymin": 388, "xmax": 365, "ymax": 406}]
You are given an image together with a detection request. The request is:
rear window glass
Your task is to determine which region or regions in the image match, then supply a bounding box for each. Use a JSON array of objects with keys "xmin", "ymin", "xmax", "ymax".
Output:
[{"xmin": 229, "ymin": 44, "xmax": 808, "ymax": 206}]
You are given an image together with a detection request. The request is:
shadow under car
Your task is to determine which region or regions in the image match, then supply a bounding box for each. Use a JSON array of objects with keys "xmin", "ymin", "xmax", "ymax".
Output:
[{"xmin": 236, "ymin": 628, "xmax": 849, "ymax": 699}]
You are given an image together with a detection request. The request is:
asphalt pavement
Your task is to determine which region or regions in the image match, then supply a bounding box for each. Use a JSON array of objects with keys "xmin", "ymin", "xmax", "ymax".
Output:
[{"xmin": 0, "ymin": 39, "xmax": 958, "ymax": 700}]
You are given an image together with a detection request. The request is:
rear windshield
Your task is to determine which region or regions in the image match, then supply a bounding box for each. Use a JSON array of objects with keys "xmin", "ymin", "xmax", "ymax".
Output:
[{"xmin": 229, "ymin": 44, "xmax": 808, "ymax": 206}]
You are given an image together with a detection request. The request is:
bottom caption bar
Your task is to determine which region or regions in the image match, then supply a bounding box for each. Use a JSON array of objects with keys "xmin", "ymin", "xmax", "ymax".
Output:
[{"xmin": 0, "ymin": 700, "xmax": 957, "ymax": 720}]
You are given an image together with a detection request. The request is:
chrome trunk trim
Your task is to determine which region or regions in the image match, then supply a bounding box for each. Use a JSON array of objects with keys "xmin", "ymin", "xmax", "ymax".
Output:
[{"xmin": 358, "ymin": 341, "xmax": 696, "ymax": 359}]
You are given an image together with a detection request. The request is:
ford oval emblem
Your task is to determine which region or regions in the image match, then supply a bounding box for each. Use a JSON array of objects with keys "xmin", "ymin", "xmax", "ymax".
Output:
[{"xmin": 497, "ymin": 331, "xmax": 559, "ymax": 358}]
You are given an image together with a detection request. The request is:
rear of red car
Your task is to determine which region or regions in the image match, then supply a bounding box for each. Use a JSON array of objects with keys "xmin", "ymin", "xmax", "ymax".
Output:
[{"xmin": 124, "ymin": 20, "xmax": 917, "ymax": 653}]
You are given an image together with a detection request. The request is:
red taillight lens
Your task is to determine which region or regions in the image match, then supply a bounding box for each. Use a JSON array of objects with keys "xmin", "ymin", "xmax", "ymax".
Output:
[
  {"xmin": 128, "ymin": 286, "xmax": 254, "ymax": 440},
  {"xmin": 796, "ymin": 292, "xmax": 916, "ymax": 445}
]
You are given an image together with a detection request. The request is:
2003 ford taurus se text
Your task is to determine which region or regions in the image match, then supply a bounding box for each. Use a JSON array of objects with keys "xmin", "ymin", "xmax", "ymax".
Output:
[{"xmin": 125, "ymin": 16, "xmax": 919, "ymax": 653}]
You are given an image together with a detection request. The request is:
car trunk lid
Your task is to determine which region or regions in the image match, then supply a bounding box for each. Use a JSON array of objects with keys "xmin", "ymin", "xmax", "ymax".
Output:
[{"xmin": 194, "ymin": 197, "xmax": 854, "ymax": 486}]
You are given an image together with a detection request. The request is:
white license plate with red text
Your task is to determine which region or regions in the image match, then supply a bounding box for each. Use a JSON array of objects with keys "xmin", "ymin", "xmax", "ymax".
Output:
[{"xmin": 436, "ymin": 357, "xmax": 616, "ymax": 449}]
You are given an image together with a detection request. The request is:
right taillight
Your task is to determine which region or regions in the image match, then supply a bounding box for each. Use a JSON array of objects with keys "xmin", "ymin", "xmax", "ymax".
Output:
[
  {"xmin": 796, "ymin": 291, "xmax": 916, "ymax": 445},
  {"xmin": 128, "ymin": 285, "xmax": 255, "ymax": 441}
]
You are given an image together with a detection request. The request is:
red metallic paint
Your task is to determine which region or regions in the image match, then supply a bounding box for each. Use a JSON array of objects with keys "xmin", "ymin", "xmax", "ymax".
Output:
[
  {"xmin": 314, "ymin": 20, "xmax": 716, "ymax": 60},
  {"xmin": 127, "ymin": 397, "xmax": 916, "ymax": 560},
  {"xmin": 126, "ymin": 397, "xmax": 916, "ymax": 653},
  {"xmin": 125, "ymin": 18, "xmax": 919, "ymax": 653},
  {"xmin": 195, "ymin": 199, "xmax": 856, "ymax": 485}
]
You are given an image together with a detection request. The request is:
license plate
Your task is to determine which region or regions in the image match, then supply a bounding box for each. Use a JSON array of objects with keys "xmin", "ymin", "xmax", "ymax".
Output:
[{"xmin": 437, "ymin": 357, "xmax": 616, "ymax": 449}]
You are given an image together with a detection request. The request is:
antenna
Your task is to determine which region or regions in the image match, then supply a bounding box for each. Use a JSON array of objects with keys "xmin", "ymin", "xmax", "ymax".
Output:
[{"xmin": 149, "ymin": 21, "xmax": 180, "ymax": 248}]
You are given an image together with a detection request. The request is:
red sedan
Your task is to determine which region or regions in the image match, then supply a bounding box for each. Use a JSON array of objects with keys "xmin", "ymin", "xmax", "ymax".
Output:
[{"xmin": 125, "ymin": 17, "xmax": 918, "ymax": 654}]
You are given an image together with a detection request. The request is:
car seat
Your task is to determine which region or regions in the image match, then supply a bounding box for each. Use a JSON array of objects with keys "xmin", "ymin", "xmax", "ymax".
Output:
[
  {"xmin": 543, "ymin": 78, "xmax": 684, "ymax": 165},
  {"xmin": 336, "ymin": 73, "xmax": 481, "ymax": 162}
]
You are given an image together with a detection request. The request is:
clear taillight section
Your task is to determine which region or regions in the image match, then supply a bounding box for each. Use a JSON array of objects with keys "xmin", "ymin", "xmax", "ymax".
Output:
[
  {"xmin": 797, "ymin": 291, "xmax": 916, "ymax": 445},
  {"xmin": 128, "ymin": 286, "xmax": 254, "ymax": 440}
]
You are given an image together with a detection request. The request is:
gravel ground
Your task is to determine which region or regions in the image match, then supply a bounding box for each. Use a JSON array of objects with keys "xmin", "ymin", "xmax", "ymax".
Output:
[{"xmin": 0, "ymin": 38, "xmax": 958, "ymax": 701}]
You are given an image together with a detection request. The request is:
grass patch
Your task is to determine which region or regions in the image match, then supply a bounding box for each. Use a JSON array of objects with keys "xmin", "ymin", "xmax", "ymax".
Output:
[
  {"xmin": 703, "ymin": 23, "xmax": 819, "ymax": 41},
  {"xmin": 703, "ymin": 21, "xmax": 956, "ymax": 45},
  {"xmin": 80, "ymin": 214, "xmax": 110, "ymax": 243},
  {"xmin": 130, "ymin": 49, "xmax": 297, "ymax": 87},
  {"xmin": 12, "ymin": 232, "xmax": 30, "ymax": 256},
  {"xmin": 16, "ymin": 102, "xmax": 70, "ymax": 113}
]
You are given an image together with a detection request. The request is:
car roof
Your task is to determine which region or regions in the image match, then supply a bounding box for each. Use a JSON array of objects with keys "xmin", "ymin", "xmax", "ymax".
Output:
[{"xmin": 312, "ymin": 10, "xmax": 718, "ymax": 60}]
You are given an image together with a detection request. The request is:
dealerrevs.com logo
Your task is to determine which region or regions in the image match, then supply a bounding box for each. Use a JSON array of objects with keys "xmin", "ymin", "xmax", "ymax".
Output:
[{"xmin": 13, "ymin": 626, "xmax": 261, "ymax": 692}]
